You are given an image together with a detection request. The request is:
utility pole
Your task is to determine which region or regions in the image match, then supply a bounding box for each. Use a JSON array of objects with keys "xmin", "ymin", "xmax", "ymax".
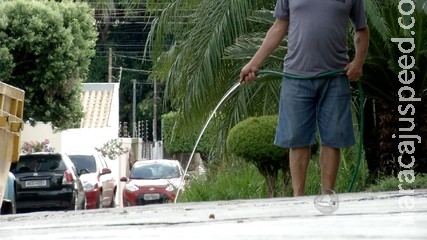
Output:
[
  {"xmin": 132, "ymin": 79, "xmax": 137, "ymax": 138},
  {"xmin": 153, "ymin": 78, "xmax": 157, "ymax": 142},
  {"xmin": 108, "ymin": 48, "xmax": 112, "ymax": 83}
]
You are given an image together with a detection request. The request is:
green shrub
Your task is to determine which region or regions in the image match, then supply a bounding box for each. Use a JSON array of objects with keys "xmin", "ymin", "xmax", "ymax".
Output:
[
  {"xmin": 226, "ymin": 115, "xmax": 285, "ymax": 162},
  {"xmin": 226, "ymin": 115, "xmax": 289, "ymax": 197},
  {"xmin": 162, "ymin": 111, "xmax": 214, "ymax": 154},
  {"xmin": 177, "ymin": 157, "xmax": 267, "ymax": 202}
]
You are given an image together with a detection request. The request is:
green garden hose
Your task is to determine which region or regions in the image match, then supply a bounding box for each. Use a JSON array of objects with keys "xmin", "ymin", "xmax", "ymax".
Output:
[{"xmin": 256, "ymin": 69, "xmax": 364, "ymax": 192}]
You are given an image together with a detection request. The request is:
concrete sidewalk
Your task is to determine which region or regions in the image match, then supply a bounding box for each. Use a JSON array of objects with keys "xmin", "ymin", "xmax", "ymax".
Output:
[{"xmin": 1, "ymin": 189, "xmax": 426, "ymax": 239}]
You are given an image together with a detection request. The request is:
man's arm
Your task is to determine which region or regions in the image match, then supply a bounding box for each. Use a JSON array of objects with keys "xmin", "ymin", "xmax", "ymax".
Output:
[
  {"xmin": 345, "ymin": 27, "xmax": 370, "ymax": 81},
  {"xmin": 353, "ymin": 27, "xmax": 370, "ymax": 66},
  {"xmin": 240, "ymin": 18, "xmax": 289, "ymax": 83}
]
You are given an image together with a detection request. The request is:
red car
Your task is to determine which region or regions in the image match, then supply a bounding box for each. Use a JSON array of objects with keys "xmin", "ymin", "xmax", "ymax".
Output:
[
  {"xmin": 67, "ymin": 152, "xmax": 117, "ymax": 209},
  {"xmin": 120, "ymin": 159, "xmax": 186, "ymax": 206}
]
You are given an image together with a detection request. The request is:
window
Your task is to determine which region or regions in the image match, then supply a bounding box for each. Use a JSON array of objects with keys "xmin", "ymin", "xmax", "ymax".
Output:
[
  {"xmin": 68, "ymin": 155, "xmax": 97, "ymax": 173},
  {"xmin": 11, "ymin": 154, "xmax": 67, "ymax": 173}
]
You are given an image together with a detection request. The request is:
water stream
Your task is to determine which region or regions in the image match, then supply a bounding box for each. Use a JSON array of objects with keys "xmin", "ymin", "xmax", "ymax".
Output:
[
  {"xmin": 174, "ymin": 81, "xmax": 241, "ymax": 203},
  {"xmin": 173, "ymin": 69, "xmax": 363, "ymax": 205}
]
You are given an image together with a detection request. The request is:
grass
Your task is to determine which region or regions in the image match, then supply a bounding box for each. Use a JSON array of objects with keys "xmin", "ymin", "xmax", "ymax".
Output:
[
  {"xmin": 178, "ymin": 146, "xmax": 372, "ymax": 202},
  {"xmin": 178, "ymin": 157, "xmax": 267, "ymax": 202},
  {"xmin": 177, "ymin": 112, "xmax": 423, "ymax": 202},
  {"xmin": 366, "ymin": 173, "xmax": 427, "ymax": 192},
  {"xmin": 294, "ymin": 145, "xmax": 370, "ymax": 196},
  {"xmin": 178, "ymin": 147, "xmax": 427, "ymax": 203}
]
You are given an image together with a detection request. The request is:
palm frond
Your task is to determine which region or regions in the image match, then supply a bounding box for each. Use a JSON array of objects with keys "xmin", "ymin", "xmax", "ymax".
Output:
[
  {"xmin": 362, "ymin": 0, "xmax": 427, "ymax": 99},
  {"xmin": 144, "ymin": 0, "xmax": 201, "ymax": 60},
  {"xmin": 363, "ymin": 0, "xmax": 391, "ymax": 42},
  {"xmin": 154, "ymin": 0, "xmax": 255, "ymax": 125}
]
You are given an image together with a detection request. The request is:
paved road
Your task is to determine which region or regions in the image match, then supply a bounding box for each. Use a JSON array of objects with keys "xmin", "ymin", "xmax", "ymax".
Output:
[{"xmin": 1, "ymin": 189, "xmax": 426, "ymax": 239}]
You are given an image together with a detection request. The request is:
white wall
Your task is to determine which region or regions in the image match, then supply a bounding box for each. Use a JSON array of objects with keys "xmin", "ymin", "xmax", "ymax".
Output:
[
  {"xmin": 20, "ymin": 123, "xmax": 119, "ymax": 154},
  {"xmin": 60, "ymin": 127, "xmax": 118, "ymax": 153},
  {"xmin": 20, "ymin": 123, "xmax": 62, "ymax": 152}
]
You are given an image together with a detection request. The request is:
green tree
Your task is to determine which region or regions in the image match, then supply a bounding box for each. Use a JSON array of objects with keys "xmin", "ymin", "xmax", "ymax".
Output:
[
  {"xmin": 146, "ymin": 0, "xmax": 427, "ymax": 181},
  {"xmin": 0, "ymin": 0, "xmax": 98, "ymax": 131},
  {"xmin": 162, "ymin": 111, "xmax": 218, "ymax": 169},
  {"xmin": 84, "ymin": 0, "xmax": 165, "ymax": 135},
  {"xmin": 145, "ymin": 0, "xmax": 280, "ymax": 154},
  {"xmin": 227, "ymin": 115, "xmax": 289, "ymax": 197},
  {"xmin": 162, "ymin": 111, "xmax": 211, "ymax": 154},
  {"xmin": 361, "ymin": 0, "xmax": 427, "ymax": 178}
]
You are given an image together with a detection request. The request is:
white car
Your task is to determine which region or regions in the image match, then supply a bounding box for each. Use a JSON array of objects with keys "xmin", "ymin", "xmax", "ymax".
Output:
[{"xmin": 67, "ymin": 152, "xmax": 117, "ymax": 209}]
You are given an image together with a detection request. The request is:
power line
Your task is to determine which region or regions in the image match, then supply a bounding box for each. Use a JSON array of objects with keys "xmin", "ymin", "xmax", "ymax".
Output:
[{"xmin": 111, "ymin": 67, "xmax": 151, "ymax": 74}]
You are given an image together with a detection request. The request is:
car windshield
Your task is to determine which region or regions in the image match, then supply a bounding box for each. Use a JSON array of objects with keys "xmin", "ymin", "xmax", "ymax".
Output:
[
  {"xmin": 11, "ymin": 155, "xmax": 67, "ymax": 173},
  {"xmin": 130, "ymin": 163, "xmax": 181, "ymax": 179},
  {"xmin": 68, "ymin": 155, "xmax": 97, "ymax": 173}
]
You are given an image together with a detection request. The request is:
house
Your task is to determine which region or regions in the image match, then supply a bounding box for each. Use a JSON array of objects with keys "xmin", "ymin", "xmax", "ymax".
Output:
[
  {"xmin": 20, "ymin": 82, "xmax": 145, "ymax": 207},
  {"xmin": 20, "ymin": 82, "xmax": 120, "ymax": 154}
]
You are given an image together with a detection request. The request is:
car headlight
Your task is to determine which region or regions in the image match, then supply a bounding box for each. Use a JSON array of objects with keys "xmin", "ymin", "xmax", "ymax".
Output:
[
  {"xmin": 83, "ymin": 182, "xmax": 96, "ymax": 191},
  {"xmin": 165, "ymin": 184, "xmax": 175, "ymax": 192},
  {"xmin": 125, "ymin": 183, "xmax": 139, "ymax": 192}
]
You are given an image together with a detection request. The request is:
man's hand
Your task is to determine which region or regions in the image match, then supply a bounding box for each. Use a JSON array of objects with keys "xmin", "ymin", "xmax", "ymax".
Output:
[
  {"xmin": 239, "ymin": 19, "xmax": 289, "ymax": 84},
  {"xmin": 344, "ymin": 61, "xmax": 363, "ymax": 81},
  {"xmin": 239, "ymin": 64, "xmax": 259, "ymax": 84},
  {"xmin": 346, "ymin": 27, "xmax": 369, "ymax": 81}
]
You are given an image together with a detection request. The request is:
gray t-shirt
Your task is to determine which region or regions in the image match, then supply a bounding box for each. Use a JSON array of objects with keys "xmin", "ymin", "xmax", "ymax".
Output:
[{"xmin": 274, "ymin": 0, "xmax": 367, "ymax": 76}]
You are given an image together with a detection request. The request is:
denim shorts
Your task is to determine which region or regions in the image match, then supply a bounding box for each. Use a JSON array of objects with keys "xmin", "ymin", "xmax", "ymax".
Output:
[{"xmin": 274, "ymin": 75, "xmax": 355, "ymax": 148}]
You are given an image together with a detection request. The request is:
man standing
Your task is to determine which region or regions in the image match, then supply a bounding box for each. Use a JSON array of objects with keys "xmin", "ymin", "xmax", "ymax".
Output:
[{"xmin": 240, "ymin": 0, "xmax": 369, "ymax": 196}]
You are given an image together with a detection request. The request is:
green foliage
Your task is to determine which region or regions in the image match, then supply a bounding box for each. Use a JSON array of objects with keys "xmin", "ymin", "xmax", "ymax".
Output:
[
  {"xmin": 227, "ymin": 115, "xmax": 285, "ymax": 163},
  {"xmin": 180, "ymin": 154, "xmax": 426, "ymax": 202},
  {"xmin": 226, "ymin": 115, "xmax": 288, "ymax": 197},
  {"xmin": 366, "ymin": 173, "xmax": 427, "ymax": 192},
  {"xmin": 178, "ymin": 157, "xmax": 267, "ymax": 202},
  {"xmin": 162, "ymin": 111, "xmax": 215, "ymax": 154},
  {"xmin": 301, "ymin": 153, "xmax": 369, "ymax": 196},
  {"xmin": 145, "ymin": 0, "xmax": 284, "ymax": 160},
  {"xmin": 181, "ymin": 121, "xmax": 370, "ymax": 202},
  {"xmin": 95, "ymin": 139, "xmax": 128, "ymax": 160},
  {"xmin": 0, "ymin": 47, "xmax": 13, "ymax": 79},
  {"xmin": 0, "ymin": 0, "xmax": 98, "ymax": 131},
  {"xmin": 362, "ymin": 0, "xmax": 427, "ymax": 100},
  {"xmin": 147, "ymin": 0, "xmax": 257, "ymax": 127},
  {"xmin": 179, "ymin": 148, "xmax": 370, "ymax": 202}
]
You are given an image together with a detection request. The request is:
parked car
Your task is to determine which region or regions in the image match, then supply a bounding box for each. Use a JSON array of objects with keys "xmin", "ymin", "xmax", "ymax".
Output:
[
  {"xmin": 120, "ymin": 159, "xmax": 186, "ymax": 206},
  {"xmin": 10, "ymin": 152, "xmax": 86, "ymax": 212},
  {"xmin": 1, "ymin": 172, "xmax": 16, "ymax": 215},
  {"xmin": 67, "ymin": 152, "xmax": 117, "ymax": 209}
]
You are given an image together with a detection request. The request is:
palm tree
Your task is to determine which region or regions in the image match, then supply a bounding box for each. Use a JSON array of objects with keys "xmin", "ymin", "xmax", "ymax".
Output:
[
  {"xmin": 361, "ymin": 0, "xmax": 427, "ymax": 179},
  {"xmin": 144, "ymin": 0, "xmax": 283, "ymax": 156},
  {"xmin": 145, "ymin": 0, "xmax": 427, "ymax": 179}
]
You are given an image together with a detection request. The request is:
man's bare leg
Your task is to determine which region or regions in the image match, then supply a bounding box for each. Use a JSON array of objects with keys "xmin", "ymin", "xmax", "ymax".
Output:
[
  {"xmin": 289, "ymin": 146, "xmax": 310, "ymax": 196},
  {"xmin": 320, "ymin": 145, "xmax": 340, "ymax": 194}
]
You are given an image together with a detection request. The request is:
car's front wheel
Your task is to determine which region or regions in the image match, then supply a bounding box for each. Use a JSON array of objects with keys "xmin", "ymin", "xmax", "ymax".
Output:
[
  {"xmin": 1, "ymin": 200, "xmax": 16, "ymax": 215},
  {"xmin": 109, "ymin": 188, "xmax": 116, "ymax": 208},
  {"xmin": 69, "ymin": 193, "xmax": 79, "ymax": 211},
  {"xmin": 96, "ymin": 192, "xmax": 103, "ymax": 209},
  {"xmin": 79, "ymin": 195, "xmax": 87, "ymax": 210}
]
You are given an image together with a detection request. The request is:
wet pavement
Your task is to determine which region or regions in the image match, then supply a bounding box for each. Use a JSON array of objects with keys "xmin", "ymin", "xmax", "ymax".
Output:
[{"xmin": 1, "ymin": 189, "xmax": 426, "ymax": 239}]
